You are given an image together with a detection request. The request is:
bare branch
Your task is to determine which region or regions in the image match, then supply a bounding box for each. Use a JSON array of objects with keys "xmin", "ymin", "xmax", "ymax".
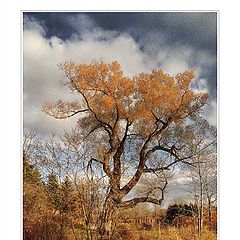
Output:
[{"xmin": 119, "ymin": 180, "xmax": 168, "ymax": 209}]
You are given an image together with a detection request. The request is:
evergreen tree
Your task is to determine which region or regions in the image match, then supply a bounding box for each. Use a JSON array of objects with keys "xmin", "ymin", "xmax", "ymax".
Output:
[
  {"xmin": 165, "ymin": 203, "xmax": 198, "ymax": 224},
  {"xmin": 60, "ymin": 176, "xmax": 76, "ymax": 213},
  {"xmin": 23, "ymin": 154, "xmax": 41, "ymax": 185},
  {"xmin": 47, "ymin": 172, "xmax": 61, "ymax": 209}
]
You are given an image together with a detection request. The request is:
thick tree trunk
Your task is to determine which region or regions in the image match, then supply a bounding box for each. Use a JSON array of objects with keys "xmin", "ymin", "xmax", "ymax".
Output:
[{"xmin": 98, "ymin": 196, "xmax": 118, "ymax": 240}]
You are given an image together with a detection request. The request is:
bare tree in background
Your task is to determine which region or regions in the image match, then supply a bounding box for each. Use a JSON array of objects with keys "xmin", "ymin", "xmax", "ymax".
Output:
[
  {"xmin": 180, "ymin": 121, "xmax": 217, "ymax": 236},
  {"xmin": 30, "ymin": 129, "xmax": 108, "ymax": 240}
]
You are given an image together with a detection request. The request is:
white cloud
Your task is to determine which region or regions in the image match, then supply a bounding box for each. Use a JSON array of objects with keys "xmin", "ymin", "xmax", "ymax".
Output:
[
  {"xmin": 205, "ymin": 100, "xmax": 217, "ymax": 127},
  {"xmin": 156, "ymin": 46, "xmax": 192, "ymax": 75}
]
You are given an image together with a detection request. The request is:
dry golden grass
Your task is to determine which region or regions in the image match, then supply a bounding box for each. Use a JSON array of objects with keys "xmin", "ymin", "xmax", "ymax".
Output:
[
  {"xmin": 113, "ymin": 224, "xmax": 217, "ymax": 240},
  {"xmin": 25, "ymin": 222, "xmax": 217, "ymax": 240}
]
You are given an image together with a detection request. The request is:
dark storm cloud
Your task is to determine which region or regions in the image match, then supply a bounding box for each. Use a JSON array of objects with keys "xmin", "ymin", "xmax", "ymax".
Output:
[
  {"xmin": 24, "ymin": 12, "xmax": 78, "ymax": 40},
  {"xmin": 88, "ymin": 12, "xmax": 217, "ymax": 54},
  {"xmin": 24, "ymin": 12, "xmax": 217, "ymax": 53}
]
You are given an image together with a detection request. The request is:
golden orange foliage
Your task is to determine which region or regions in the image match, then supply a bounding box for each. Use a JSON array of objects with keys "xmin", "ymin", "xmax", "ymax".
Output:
[{"xmin": 43, "ymin": 60, "xmax": 207, "ymax": 138}]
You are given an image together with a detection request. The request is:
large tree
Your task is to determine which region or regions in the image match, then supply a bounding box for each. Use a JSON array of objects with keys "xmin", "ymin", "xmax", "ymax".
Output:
[{"xmin": 43, "ymin": 60, "xmax": 210, "ymax": 234}]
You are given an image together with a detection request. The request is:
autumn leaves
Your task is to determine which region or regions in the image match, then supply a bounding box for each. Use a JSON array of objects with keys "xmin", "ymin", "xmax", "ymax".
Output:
[{"xmin": 43, "ymin": 60, "xmax": 207, "ymax": 140}]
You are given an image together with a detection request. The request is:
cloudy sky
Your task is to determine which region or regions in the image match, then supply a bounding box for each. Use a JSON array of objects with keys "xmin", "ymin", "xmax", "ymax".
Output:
[{"xmin": 23, "ymin": 12, "xmax": 217, "ymax": 138}]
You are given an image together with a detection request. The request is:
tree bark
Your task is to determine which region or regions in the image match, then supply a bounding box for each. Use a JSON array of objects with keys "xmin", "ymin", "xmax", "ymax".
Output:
[{"xmin": 98, "ymin": 196, "xmax": 118, "ymax": 240}]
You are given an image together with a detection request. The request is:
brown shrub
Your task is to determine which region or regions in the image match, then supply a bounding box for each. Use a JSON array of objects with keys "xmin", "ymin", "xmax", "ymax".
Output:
[{"xmin": 114, "ymin": 223, "xmax": 140, "ymax": 240}]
